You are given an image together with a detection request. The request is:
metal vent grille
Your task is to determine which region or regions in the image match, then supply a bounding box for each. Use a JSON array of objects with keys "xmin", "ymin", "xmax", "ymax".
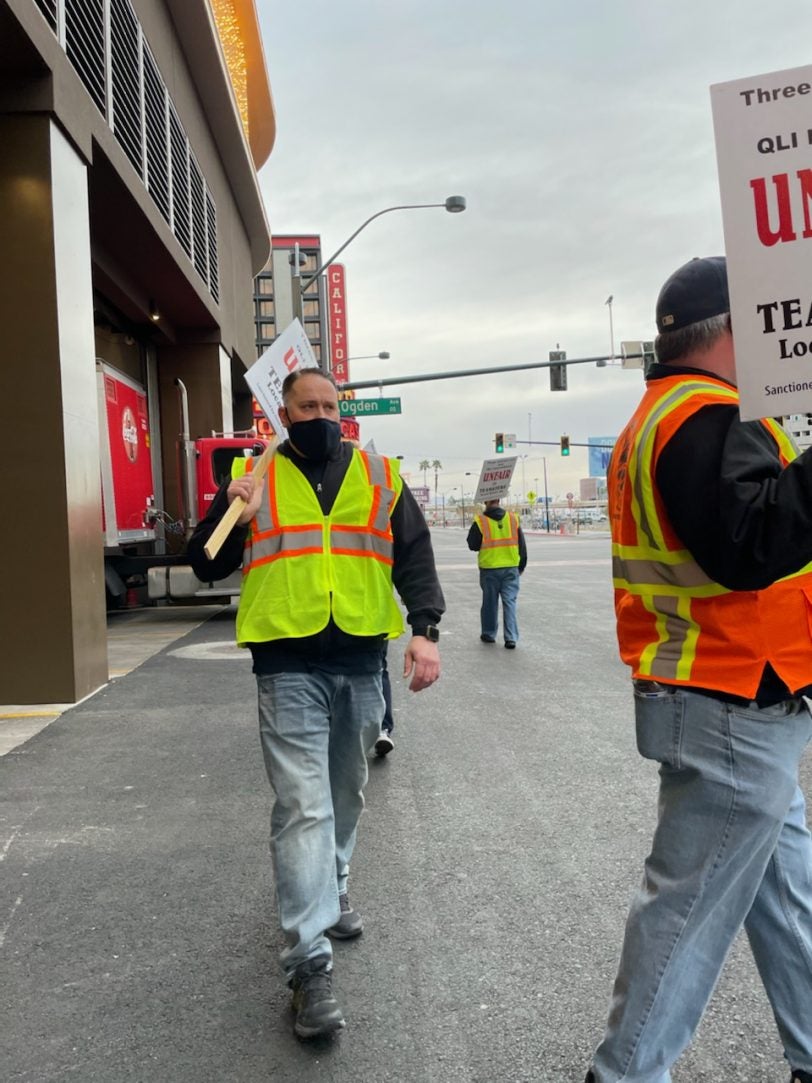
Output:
[
  {"xmin": 206, "ymin": 193, "xmax": 219, "ymax": 302},
  {"xmin": 36, "ymin": 0, "xmax": 220, "ymax": 305},
  {"xmin": 143, "ymin": 45, "xmax": 170, "ymax": 225},
  {"xmin": 189, "ymin": 156, "xmax": 208, "ymax": 283},
  {"xmin": 34, "ymin": 0, "xmax": 58, "ymax": 34},
  {"xmin": 168, "ymin": 105, "xmax": 192, "ymax": 259},
  {"xmin": 110, "ymin": 0, "xmax": 142, "ymax": 176},
  {"xmin": 65, "ymin": 0, "xmax": 105, "ymax": 114}
]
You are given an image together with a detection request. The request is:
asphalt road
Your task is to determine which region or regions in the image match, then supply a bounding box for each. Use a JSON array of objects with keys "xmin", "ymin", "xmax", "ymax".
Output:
[{"xmin": 2, "ymin": 527, "xmax": 809, "ymax": 1082}]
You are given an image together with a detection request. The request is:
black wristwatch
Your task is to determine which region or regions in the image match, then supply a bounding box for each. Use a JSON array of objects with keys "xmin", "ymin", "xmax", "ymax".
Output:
[{"xmin": 414, "ymin": 625, "xmax": 440, "ymax": 642}]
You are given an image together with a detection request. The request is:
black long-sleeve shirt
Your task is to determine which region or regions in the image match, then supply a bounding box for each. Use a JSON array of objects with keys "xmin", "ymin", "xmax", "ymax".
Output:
[
  {"xmin": 647, "ymin": 363, "xmax": 812, "ymax": 702},
  {"xmin": 186, "ymin": 441, "xmax": 445, "ymax": 675}
]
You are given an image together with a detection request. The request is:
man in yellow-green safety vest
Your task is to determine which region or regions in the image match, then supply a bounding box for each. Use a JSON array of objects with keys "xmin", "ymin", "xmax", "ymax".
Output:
[
  {"xmin": 188, "ymin": 368, "xmax": 445, "ymax": 1040},
  {"xmin": 466, "ymin": 498, "xmax": 527, "ymax": 648}
]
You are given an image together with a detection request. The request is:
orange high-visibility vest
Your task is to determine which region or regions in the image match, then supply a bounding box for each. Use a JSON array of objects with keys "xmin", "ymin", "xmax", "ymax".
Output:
[
  {"xmin": 609, "ymin": 373, "xmax": 812, "ymax": 698},
  {"xmin": 475, "ymin": 511, "xmax": 520, "ymax": 569},
  {"xmin": 235, "ymin": 448, "xmax": 405, "ymax": 645}
]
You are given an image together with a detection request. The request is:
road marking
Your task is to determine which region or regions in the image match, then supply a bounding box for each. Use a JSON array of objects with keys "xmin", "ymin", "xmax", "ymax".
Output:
[
  {"xmin": 0, "ymin": 895, "xmax": 23, "ymax": 949},
  {"xmin": 1, "ymin": 807, "xmax": 39, "ymax": 862},
  {"xmin": 0, "ymin": 711, "xmax": 60, "ymax": 719}
]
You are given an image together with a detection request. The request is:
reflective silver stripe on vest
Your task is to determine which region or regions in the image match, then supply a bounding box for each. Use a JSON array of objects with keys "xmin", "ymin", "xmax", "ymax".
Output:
[
  {"xmin": 247, "ymin": 528, "xmax": 324, "ymax": 565},
  {"xmin": 645, "ymin": 594, "xmax": 693, "ymax": 681},
  {"xmin": 245, "ymin": 458, "xmax": 278, "ymax": 534},
  {"xmin": 612, "ymin": 552, "xmax": 725, "ymax": 594},
  {"xmin": 331, "ymin": 528, "xmax": 394, "ymax": 561},
  {"xmin": 248, "ymin": 528, "xmax": 394, "ymax": 565},
  {"xmin": 364, "ymin": 452, "xmax": 388, "ymax": 488},
  {"xmin": 362, "ymin": 452, "xmax": 398, "ymax": 533}
]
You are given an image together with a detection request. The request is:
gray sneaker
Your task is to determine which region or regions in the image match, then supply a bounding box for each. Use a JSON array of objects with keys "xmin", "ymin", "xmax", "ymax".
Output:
[
  {"xmin": 290, "ymin": 956, "xmax": 345, "ymax": 1039},
  {"xmin": 326, "ymin": 892, "xmax": 363, "ymax": 939}
]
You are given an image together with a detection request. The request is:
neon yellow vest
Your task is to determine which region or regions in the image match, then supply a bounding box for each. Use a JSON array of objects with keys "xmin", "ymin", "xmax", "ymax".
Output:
[
  {"xmin": 236, "ymin": 449, "xmax": 405, "ymax": 645},
  {"xmin": 476, "ymin": 511, "xmax": 520, "ymax": 568}
]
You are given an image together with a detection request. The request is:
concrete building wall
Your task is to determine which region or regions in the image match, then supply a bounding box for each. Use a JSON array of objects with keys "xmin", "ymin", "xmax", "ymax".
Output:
[
  {"xmin": 0, "ymin": 114, "xmax": 107, "ymax": 702},
  {"xmin": 0, "ymin": 0, "xmax": 273, "ymax": 703}
]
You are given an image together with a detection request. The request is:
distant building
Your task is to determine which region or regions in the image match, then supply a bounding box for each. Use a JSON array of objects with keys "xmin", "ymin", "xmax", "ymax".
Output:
[{"xmin": 253, "ymin": 235, "xmax": 328, "ymax": 363}]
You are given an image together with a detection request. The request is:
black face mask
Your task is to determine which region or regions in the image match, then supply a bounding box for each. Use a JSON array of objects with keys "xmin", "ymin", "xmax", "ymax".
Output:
[{"xmin": 287, "ymin": 417, "xmax": 342, "ymax": 460}]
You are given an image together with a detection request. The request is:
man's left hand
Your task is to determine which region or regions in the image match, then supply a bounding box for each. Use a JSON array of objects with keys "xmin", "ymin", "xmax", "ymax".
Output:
[{"xmin": 403, "ymin": 637, "xmax": 441, "ymax": 692}]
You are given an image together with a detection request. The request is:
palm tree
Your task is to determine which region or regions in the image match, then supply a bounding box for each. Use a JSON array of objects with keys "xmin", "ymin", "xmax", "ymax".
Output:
[
  {"xmin": 431, "ymin": 459, "xmax": 443, "ymax": 503},
  {"xmin": 419, "ymin": 459, "xmax": 430, "ymax": 487}
]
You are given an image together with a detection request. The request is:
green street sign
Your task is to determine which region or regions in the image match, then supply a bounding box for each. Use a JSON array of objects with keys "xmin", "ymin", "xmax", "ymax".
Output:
[{"xmin": 339, "ymin": 397, "xmax": 402, "ymax": 417}]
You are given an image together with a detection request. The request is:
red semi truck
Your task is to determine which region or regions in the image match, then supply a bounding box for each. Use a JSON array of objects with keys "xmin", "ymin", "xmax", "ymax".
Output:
[{"xmin": 98, "ymin": 361, "xmax": 265, "ymax": 607}]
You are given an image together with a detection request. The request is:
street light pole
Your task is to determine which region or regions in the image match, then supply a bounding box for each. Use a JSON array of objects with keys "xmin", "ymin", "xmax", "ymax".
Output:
[
  {"xmin": 297, "ymin": 196, "xmax": 466, "ymax": 299},
  {"xmin": 543, "ymin": 457, "xmax": 551, "ymax": 532},
  {"xmin": 606, "ymin": 294, "xmax": 615, "ymax": 360}
]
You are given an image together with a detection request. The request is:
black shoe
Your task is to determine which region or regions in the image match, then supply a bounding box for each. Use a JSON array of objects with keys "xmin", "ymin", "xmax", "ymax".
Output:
[
  {"xmin": 480, "ymin": 634, "xmax": 496, "ymax": 643},
  {"xmin": 290, "ymin": 956, "xmax": 345, "ymax": 1039},
  {"xmin": 584, "ymin": 1073, "xmax": 596, "ymax": 1083},
  {"xmin": 791, "ymin": 1072, "xmax": 812, "ymax": 1083},
  {"xmin": 326, "ymin": 892, "xmax": 363, "ymax": 939},
  {"xmin": 504, "ymin": 640, "xmax": 516, "ymax": 649},
  {"xmin": 374, "ymin": 730, "xmax": 394, "ymax": 757}
]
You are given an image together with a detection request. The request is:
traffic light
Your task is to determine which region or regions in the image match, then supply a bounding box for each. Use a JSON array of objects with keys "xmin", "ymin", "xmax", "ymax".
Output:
[
  {"xmin": 549, "ymin": 350, "xmax": 568, "ymax": 391},
  {"xmin": 495, "ymin": 432, "xmax": 505, "ymax": 453},
  {"xmin": 560, "ymin": 435, "xmax": 571, "ymax": 456}
]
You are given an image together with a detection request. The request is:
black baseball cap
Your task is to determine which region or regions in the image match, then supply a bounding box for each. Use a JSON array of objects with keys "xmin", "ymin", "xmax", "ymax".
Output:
[{"xmin": 655, "ymin": 256, "xmax": 729, "ymax": 334}]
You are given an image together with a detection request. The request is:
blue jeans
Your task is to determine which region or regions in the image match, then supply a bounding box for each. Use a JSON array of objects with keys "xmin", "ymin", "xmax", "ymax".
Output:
[
  {"xmin": 257, "ymin": 670, "xmax": 384, "ymax": 978},
  {"xmin": 381, "ymin": 645, "xmax": 394, "ymax": 734},
  {"xmin": 480, "ymin": 566, "xmax": 520, "ymax": 643},
  {"xmin": 591, "ymin": 685, "xmax": 812, "ymax": 1082}
]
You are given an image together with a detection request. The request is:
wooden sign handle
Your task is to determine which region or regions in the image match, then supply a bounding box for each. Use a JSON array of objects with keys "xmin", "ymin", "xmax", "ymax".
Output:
[{"xmin": 203, "ymin": 438, "xmax": 278, "ymax": 560}]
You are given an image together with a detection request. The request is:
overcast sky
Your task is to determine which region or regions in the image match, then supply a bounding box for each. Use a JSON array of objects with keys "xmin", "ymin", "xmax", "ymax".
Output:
[{"xmin": 255, "ymin": 2, "xmax": 811, "ymax": 499}]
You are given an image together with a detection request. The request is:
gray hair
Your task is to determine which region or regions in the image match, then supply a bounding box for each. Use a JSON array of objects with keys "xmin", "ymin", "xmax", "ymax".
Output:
[{"xmin": 655, "ymin": 312, "xmax": 731, "ymax": 366}]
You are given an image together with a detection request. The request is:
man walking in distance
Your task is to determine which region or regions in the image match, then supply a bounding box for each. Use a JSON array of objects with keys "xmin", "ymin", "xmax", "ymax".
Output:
[
  {"xmin": 467, "ymin": 498, "xmax": 526, "ymax": 648},
  {"xmin": 188, "ymin": 368, "xmax": 444, "ymax": 1039},
  {"xmin": 585, "ymin": 257, "xmax": 812, "ymax": 1083}
]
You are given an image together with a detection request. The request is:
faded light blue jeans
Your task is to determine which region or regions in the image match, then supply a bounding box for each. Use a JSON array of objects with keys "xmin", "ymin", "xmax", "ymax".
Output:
[
  {"xmin": 257, "ymin": 669, "xmax": 384, "ymax": 978},
  {"xmin": 590, "ymin": 683, "xmax": 812, "ymax": 1082},
  {"xmin": 480, "ymin": 566, "xmax": 520, "ymax": 643}
]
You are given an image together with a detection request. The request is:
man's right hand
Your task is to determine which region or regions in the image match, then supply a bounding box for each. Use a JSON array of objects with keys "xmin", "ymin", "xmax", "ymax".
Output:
[{"xmin": 227, "ymin": 475, "xmax": 264, "ymax": 525}]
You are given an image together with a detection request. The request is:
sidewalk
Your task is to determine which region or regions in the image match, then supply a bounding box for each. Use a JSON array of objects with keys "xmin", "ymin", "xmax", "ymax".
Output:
[{"xmin": 0, "ymin": 605, "xmax": 224, "ymax": 756}]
